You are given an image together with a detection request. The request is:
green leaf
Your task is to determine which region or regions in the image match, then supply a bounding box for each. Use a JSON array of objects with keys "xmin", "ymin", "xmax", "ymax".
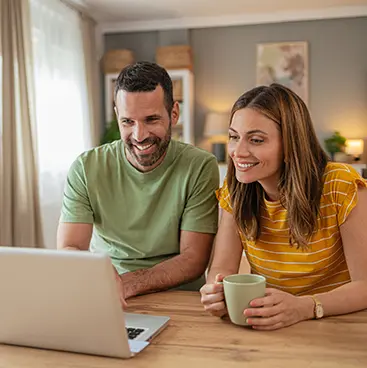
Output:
[
  {"xmin": 324, "ymin": 131, "xmax": 346, "ymax": 154},
  {"xmin": 101, "ymin": 119, "xmax": 120, "ymax": 145}
]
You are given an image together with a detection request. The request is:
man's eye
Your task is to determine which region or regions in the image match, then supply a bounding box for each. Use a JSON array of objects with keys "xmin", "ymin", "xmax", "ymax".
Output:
[
  {"xmin": 229, "ymin": 135, "xmax": 239, "ymax": 140},
  {"xmin": 146, "ymin": 118, "xmax": 158, "ymax": 124},
  {"xmin": 121, "ymin": 120, "xmax": 133, "ymax": 125}
]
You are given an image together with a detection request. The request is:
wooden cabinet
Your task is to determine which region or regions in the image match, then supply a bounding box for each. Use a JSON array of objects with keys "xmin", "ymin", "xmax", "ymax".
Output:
[{"xmin": 168, "ymin": 69, "xmax": 194, "ymax": 145}]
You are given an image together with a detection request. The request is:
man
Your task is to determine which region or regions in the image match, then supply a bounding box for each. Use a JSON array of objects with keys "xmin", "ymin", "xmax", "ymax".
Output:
[{"xmin": 57, "ymin": 61, "xmax": 219, "ymax": 304}]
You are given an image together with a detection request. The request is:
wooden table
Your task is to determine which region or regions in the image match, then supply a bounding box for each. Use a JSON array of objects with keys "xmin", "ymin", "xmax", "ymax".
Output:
[{"xmin": 0, "ymin": 291, "xmax": 366, "ymax": 368}]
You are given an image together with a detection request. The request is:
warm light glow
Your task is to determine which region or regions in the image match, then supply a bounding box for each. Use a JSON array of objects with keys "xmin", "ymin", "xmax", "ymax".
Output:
[
  {"xmin": 329, "ymin": 113, "xmax": 367, "ymax": 139},
  {"xmin": 204, "ymin": 112, "xmax": 230, "ymax": 137},
  {"xmin": 345, "ymin": 139, "xmax": 364, "ymax": 156}
]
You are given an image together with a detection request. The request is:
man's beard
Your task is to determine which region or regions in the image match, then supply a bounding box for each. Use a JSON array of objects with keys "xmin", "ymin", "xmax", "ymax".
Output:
[{"xmin": 125, "ymin": 123, "xmax": 172, "ymax": 168}]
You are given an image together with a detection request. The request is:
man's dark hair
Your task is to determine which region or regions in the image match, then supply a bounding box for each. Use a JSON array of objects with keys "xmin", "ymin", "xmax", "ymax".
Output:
[{"xmin": 114, "ymin": 61, "xmax": 174, "ymax": 114}]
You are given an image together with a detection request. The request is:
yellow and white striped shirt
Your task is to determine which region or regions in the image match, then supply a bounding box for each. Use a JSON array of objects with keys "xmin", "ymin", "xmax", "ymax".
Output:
[{"xmin": 217, "ymin": 163, "xmax": 367, "ymax": 295}]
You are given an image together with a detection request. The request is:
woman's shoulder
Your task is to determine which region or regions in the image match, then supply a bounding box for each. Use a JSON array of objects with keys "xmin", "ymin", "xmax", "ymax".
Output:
[
  {"xmin": 323, "ymin": 162, "xmax": 365, "ymax": 185},
  {"xmin": 322, "ymin": 162, "xmax": 366, "ymax": 207}
]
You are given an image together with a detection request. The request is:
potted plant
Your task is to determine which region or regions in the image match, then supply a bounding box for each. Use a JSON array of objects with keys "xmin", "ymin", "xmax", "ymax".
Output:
[
  {"xmin": 324, "ymin": 131, "xmax": 346, "ymax": 161},
  {"xmin": 101, "ymin": 119, "xmax": 120, "ymax": 145}
]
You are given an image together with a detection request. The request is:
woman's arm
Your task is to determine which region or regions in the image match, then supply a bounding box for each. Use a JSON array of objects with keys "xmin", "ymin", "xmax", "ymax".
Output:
[
  {"xmin": 312, "ymin": 188, "xmax": 367, "ymax": 316},
  {"xmin": 244, "ymin": 188, "xmax": 367, "ymax": 330},
  {"xmin": 206, "ymin": 210, "xmax": 244, "ymax": 283},
  {"xmin": 200, "ymin": 210, "xmax": 244, "ymax": 317}
]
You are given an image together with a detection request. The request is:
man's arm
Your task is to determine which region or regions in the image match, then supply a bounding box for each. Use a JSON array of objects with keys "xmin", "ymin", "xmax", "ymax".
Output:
[
  {"xmin": 120, "ymin": 230, "xmax": 214, "ymax": 299},
  {"xmin": 120, "ymin": 154, "xmax": 219, "ymax": 298},
  {"xmin": 57, "ymin": 223, "xmax": 93, "ymax": 251},
  {"xmin": 57, "ymin": 156, "xmax": 94, "ymax": 250},
  {"xmin": 57, "ymin": 221, "xmax": 128, "ymax": 309}
]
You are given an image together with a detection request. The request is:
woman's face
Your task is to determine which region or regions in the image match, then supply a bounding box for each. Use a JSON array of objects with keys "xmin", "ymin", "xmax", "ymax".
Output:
[{"xmin": 228, "ymin": 108, "xmax": 284, "ymax": 199}]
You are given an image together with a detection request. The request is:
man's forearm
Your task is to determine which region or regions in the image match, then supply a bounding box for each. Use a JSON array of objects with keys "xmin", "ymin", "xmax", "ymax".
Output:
[
  {"xmin": 59, "ymin": 245, "xmax": 82, "ymax": 251},
  {"xmin": 120, "ymin": 253, "xmax": 208, "ymax": 299}
]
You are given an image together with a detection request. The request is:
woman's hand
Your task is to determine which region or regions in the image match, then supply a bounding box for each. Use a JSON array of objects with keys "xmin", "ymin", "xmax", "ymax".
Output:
[
  {"xmin": 200, "ymin": 274, "xmax": 228, "ymax": 318},
  {"xmin": 244, "ymin": 288, "xmax": 314, "ymax": 330}
]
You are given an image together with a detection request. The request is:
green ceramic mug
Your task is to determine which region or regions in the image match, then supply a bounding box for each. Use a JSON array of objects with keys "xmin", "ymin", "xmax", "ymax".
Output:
[{"xmin": 221, "ymin": 274, "xmax": 266, "ymax": 326}]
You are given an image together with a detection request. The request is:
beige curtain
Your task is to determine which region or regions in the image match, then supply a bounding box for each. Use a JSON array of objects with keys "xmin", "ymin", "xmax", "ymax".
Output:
[
  {"xmin": 0, "ymin": 0, "xmax": 43, "ymax": 247},
  {"xmin": 81, "ymin": 14, "xmax": 101, "ymax": 147}
]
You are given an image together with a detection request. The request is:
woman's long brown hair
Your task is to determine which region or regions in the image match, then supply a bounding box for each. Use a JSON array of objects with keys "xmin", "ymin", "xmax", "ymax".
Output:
[{"xmin": 227, "ymin": 84, "xmax": 329, "ymax": 250}]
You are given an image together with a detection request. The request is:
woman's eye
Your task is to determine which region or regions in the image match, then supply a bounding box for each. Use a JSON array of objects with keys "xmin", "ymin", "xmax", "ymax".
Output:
[{"xmin": 250, "ymin": 138, "xmax": 264, "ymax": 144}]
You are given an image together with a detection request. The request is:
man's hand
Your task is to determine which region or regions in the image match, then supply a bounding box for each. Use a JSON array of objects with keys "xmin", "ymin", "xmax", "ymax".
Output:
[
  {"xmin": 243, "ymin": 288, "xmax": 314, "ymax": 330},
  {"xmin": 113, "ymin": 268, "xmax": 128, "ymax": 309}
]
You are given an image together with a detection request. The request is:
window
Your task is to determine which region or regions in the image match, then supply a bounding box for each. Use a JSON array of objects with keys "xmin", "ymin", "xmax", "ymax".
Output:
[{"xmin": 30, "ymin": 0, "xmax": 92, "ymax": 247}]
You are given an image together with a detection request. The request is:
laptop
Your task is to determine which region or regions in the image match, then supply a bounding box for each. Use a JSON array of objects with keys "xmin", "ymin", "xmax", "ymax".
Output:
[{"xmin": 0, "ymin": 247, "xmax": 170, "ymax": 358}]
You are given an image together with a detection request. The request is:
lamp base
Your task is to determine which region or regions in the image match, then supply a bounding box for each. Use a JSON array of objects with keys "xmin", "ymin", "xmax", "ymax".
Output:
[{"xmin": 212, "ymin": 143, "xmax": 226, "ymax": 163}]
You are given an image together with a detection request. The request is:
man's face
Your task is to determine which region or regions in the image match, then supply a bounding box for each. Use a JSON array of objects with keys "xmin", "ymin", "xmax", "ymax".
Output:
[{"xmin": 115, "ymin": 86, "xmax": 179, "ymax": 172}]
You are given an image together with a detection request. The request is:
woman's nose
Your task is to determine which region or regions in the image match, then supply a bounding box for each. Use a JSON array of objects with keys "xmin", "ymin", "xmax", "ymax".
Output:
[{"xmin": 233, "ymin": 141, "xmax": 251, "ymax": 158}]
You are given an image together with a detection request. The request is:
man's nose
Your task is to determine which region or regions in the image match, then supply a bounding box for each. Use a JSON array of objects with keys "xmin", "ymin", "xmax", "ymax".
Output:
[{"xmin": 132, "ymin": 122, "xmax": 149, "ymax": 142}]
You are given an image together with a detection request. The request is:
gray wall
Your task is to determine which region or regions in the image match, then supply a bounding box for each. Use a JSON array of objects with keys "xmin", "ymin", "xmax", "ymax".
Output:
[{"xmin": 105, "ymin": 17, "xmax": 367, "ymax": 148}]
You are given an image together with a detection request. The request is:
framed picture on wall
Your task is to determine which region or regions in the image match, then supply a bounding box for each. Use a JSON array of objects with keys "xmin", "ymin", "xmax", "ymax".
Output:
[{"xmin": 256, "ymin": 41, "xmax": 308, "ymax": 105}]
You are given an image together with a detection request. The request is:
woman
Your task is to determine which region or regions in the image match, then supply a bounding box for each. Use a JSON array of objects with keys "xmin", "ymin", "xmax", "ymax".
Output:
[{"xmin": 201, "ymin": 84, "xmax": 367, "ymax": 330}]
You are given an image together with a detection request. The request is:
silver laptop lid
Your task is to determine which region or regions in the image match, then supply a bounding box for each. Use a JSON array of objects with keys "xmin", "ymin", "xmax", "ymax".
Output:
[{"xmin": 0, "ymin": 247, "xmax": 133, "ymax": 358}]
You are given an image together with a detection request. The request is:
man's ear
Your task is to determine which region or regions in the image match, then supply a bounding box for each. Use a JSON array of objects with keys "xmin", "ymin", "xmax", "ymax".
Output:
[
  {"xmin": 114, "ymin": 105, "xmax": 118, "ymax": 120},
  {"xmin": 170, "ymin": 101, "xmax": 180, "ymax": 127}
]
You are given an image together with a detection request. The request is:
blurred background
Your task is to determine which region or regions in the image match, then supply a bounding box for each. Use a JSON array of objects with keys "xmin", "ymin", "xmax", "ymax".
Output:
[{"xmin": 1, "ymin": 0, "xmax": 367, "ymax": 248}]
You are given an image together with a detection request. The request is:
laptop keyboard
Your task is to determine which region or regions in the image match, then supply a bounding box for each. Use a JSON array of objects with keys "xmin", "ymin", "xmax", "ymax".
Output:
[{"xmin": 126, "ymin": 327, "xmax": 145, "ymax": 340}]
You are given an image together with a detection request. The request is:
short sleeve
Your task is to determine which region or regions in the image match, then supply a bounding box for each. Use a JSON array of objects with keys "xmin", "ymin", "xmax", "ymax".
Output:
[
  {"xmin": 324, "ymin": 164, "xmax": 367, "ymax": 226},
  {"xmin": 215, "ymin": 178, "xmax": 233, "ymax": 214},
  {"xmin": 59, "ymin": 157, "xmax": 94, "ymax": 224},
  {"xmin": 180, "ymin": 157, "xmax": 219, "ymax": 234}
]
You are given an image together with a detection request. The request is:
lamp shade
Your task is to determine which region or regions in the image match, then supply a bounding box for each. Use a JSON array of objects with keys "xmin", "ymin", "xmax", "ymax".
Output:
[
  {"xmin": 345, "ymin": 139, "xmax": 364, "ymax": 156},
  {"xmin": 204, "ymin": 112, "xmax": 229, "ymax": 137}
]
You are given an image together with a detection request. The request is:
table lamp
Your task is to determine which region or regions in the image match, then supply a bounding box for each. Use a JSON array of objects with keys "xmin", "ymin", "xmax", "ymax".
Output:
[
  {"xmin": 345, "ymin": 139, "xmax": 364, "ymax": 162},
  {"xmin": 204, "ymin": 112, "xmax": 229, "ymax": 162}
]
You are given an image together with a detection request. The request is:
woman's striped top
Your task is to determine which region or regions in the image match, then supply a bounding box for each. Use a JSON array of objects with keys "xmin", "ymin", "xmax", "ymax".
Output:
[{"xmin": 216, "ymin": 162, "xmax": 367, "ymax": 295}]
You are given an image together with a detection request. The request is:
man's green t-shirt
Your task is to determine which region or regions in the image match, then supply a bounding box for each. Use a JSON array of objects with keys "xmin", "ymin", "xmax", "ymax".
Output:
[{"xmin": 60, "ymin": 140, "xmax": 219, "ymax": 274}]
